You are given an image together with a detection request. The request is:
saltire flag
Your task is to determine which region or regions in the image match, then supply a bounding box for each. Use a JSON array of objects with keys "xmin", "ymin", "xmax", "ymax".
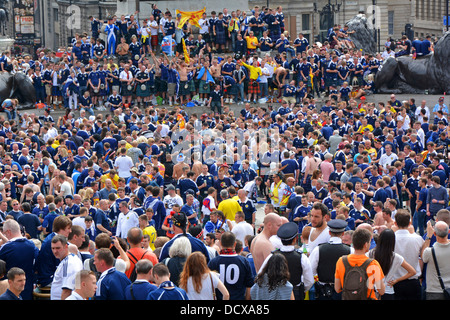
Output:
[
  {"xmin": 182, "ymin": 38, "xmax": 190, "ymax": 63},
  {"xmin": 176, "ymin": 7, "xmax": 206, "ymax": 29}
]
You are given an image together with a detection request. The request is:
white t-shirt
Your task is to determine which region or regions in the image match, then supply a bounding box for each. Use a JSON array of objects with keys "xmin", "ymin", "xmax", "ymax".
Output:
[
  {"xmin": 72, "ymin": 216, "xmax": 87, "ymax": 230},
  {"xmin": 308, "ymin": 227, "xmax": 331, "ymax": 254},
  {"xmin": 60, "ymin": 181, "xmax": 73, "ymax": 197},
  {"xmin": 201, "ymin": 195, "xmax": 216, "ymax": 216},
  {"xmin": 265, "ymin": 62, "xmax": 275, "ymax": 79},
  {"xmin": 163, "ymin": 194, "xmax": 184, "ymax": 216},
  {"xmin": 119, "ymin": 70, "xmax": 133, "ymax": 81},
  {"xmin": 140, "ymin": 25, "xmax": 150, "ymax": 37},
  {"xmin": 394, "ymin": 229, "xmax": 424, "ymax": 279},
  {"xmin": 379, "ymin": 153, "xmax": 398, "ymax": 169},
  {"xmin": 114, "ymin": 155, "xmax": 134, "ymax": 178},
  {"xmin": 148, "ymin": 20, "xmax": 159, "ymax": 36},
  {"xmin": 198, "ymin": 18, "xmax": 209, "ymax": 34},
  {"xmin": 115, "ymin": 210, "xmax": 139, "ymax": 238},
  {"xmin": 375, "ymin": 252, "xmax": 404, "ymax": 295},
  {"xmin": 159, "ymin": 17, "xmax": 168, "ymax": 33},
  {"xmin": 259, "ymin": 67, "xmax": 269, "ymax": 83},
  {"xmin": 185, "ymin": 272, "xmax": 220, "ymax": 300},
  {"xmin": 232, "ymin": 221, "xmax": 254, "ymax": 244},
  {"xmin": 51, "ymin": 253, "xmax": 83, "ymax": 300}
]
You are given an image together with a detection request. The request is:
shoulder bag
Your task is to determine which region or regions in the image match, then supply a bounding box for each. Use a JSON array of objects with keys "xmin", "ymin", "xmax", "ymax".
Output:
[{"xmin": 431, "ymin": 247, "xmax": 450, "ymax": 300}]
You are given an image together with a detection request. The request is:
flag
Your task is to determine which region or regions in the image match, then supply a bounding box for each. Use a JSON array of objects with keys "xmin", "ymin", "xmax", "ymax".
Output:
[
  {"xmin": 177, "ymin": 114, "xmax": 186, "ymax": 129},
  {"xmin": 176, "ymin": 7, "xmax": 206, "ymax": 29},
  {"xmin": 309, "ymin": 69, "xmax": 314, "ymax": 90},
  {"xmin": 182, "ymin": 38, "xmax": 190, "ymax": 63}
]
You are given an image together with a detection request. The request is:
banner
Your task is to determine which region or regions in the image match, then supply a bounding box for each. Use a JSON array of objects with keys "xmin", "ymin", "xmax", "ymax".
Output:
[
  {"xmin": 175, "ymin": 7, "xmax": 206, "ymax": 29},
  {"xmin": 182, "ymin": 38, "xmax": 189, "ymax": 63},
  {"xmin": 13, "ymin": 0, "xmax": 35, "ymax": 40}
]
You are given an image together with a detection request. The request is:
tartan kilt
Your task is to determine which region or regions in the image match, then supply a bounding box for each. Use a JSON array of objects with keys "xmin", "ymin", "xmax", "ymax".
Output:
[
  {"xmin": 136, "ymin": 83, "xmax": 150, "ymax": 97},
  {"xmin": 188, "ymin": 79, "xmax": 196, "ymax": 92},
  {"xmin": 179, "ymin": 81, "xmax": 190, "ymax": 96},
  {"xmin": 151, "ymin": 35, "xmax": 158, "ymax": 48},
  {"xmin": 248, "ymin": 80, "xmax": 261, "ymax": 94},
  {"xmin": 89, "ymin": 86, "xmax": 100, "ymax": 97},
  {"xmin": 121, "ymin": 83, "xmax": 135, "ymax": 96},
  {"xmin": 215, "ymin": 30, "xmax": 226, "ymax": 45},
  {"xmin": 199, "ymin": 80, "xmax": 211, "ymax": 94}
]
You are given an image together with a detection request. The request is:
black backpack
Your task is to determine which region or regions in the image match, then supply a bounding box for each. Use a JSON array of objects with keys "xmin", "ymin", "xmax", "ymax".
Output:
[
  {"xmin": 342, "ymin": 256, "xmax": 374, "ymax": 300},
  {"xmin": 127, "ymin": 250, "xmax": 148, "ymax": 282}
]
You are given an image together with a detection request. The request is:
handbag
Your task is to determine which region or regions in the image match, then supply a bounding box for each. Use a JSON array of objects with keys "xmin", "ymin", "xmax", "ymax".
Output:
[
  {"xmin": 209, "ymin": 273, "xmax": 216, "ymax": 300},
  {"xmin": 431, "ymin": 247, "xmax": 450, "ymax": 300}
]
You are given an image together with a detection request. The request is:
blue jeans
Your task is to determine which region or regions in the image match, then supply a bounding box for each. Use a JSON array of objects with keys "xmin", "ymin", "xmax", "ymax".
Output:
[
  {"xmin": 230, "ymin": 31, "xmax": 238, "ymax": 52},
  {"xmin": 5, "ymin": 109, "xmax": 16, "ymax": 120},
  {"xmin": 413, "ymin": 210, "xmax": 426, "ymax": 236},
  {"xmin": 286, "ymin": 47, "xmax": 296, "ymax": 59},
  {"xmin": 236, "ymin": 82, "xmax": 245, "ymax": 102},
  {"xmin": 259, "ymin": 82, "xmax": 268, "ymax": 98},
  {"xmin": 83, "ymin": 107, "xmax": 95, "ymax": 116}
]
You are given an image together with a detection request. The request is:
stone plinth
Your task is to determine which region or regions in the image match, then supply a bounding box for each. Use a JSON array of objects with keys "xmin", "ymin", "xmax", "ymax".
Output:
[{"xmin": 0, "ymin": 38, "xmax": 14, "ymax": 52}]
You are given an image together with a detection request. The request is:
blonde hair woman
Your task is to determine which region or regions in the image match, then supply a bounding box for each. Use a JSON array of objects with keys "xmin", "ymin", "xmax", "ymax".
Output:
[{"xmin": 84, "ymin": 188, "xmax": 94, "ymax": 203}]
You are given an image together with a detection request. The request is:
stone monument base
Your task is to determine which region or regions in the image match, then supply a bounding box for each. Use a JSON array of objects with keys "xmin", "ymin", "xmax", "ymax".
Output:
[{"xmin": 0, "ymin": 38, "xmax": 14, "ymax": 52}]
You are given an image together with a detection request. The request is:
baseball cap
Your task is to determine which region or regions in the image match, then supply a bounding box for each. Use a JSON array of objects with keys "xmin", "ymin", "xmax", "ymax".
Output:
[{"xmin": 165, "ymin": 184, "xmax": 175, "ymax": 191}]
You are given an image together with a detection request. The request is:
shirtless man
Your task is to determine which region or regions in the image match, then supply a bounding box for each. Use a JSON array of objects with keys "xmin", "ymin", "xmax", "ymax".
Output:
[
  {"xmin": 210, "ymin": 57, "xmax": 224, "ymax": 82},
  {"xmin": 302, "ymin": 147, "xmax": 322, "ymax": 193},
  {"xmin": 172, "ymin": 157, "xmax": 189, "ymax": 181},
  {"xmin": 273, "ymin": 66, "xmax": 288, "ymax": 98},
  {"xmin": 116, "ymin": 37, "xmax": 130, "ymax": 63},
  {"xmin": 251, "ymin": 212, "xmax": 282, "ymax": 272},
  {"xmin": 174, "ymin": 59, "xmax": 191, "ymax": 105},
  {"xmin": 199, "ymin": 60, "xmax": 212, "ymax": 104},
  {"xmin": 307, "ymin": 202, "xmax": 330, "ymax": 254},
  {"xmin": 150, "ymin": 51, "xmax": 166, "ymax": 103},
  {"xmin": 190, "ymin": 152, "xmax": 203, "ymax": 181}
]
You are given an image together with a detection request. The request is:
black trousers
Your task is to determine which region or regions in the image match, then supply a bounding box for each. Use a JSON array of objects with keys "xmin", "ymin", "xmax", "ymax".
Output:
[{"xmin": 393, "ymin": 278, "xmax": 422, "ymax": 300}]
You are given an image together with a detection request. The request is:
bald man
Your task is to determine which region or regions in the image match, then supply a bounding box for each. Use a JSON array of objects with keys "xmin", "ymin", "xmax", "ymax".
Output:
[
  {"xmin": 269, "ymin": 216, "xmax": 289, "ymax": 250},
  {"xmin": 356, "ymin": 223, "xmax": 376, "ymax": 250},
  {"xmin": 251, "ymin": 213, "xmax": 283, "ymax": 272}
]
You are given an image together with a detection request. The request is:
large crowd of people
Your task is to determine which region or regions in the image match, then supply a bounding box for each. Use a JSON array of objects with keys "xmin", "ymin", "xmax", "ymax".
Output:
[{"xmin": 0, "ymin": 4, "xmax": 448, "ymax": 302}]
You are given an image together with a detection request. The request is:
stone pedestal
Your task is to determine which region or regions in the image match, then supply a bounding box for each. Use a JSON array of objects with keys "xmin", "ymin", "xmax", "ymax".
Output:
[
  {"xmin": 115, "ymin": 0, "xmax": 138, "ymax": 17},
  {"xmin": 0, "ymin": 37, "xmax": 14, "ymax": 52}
]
